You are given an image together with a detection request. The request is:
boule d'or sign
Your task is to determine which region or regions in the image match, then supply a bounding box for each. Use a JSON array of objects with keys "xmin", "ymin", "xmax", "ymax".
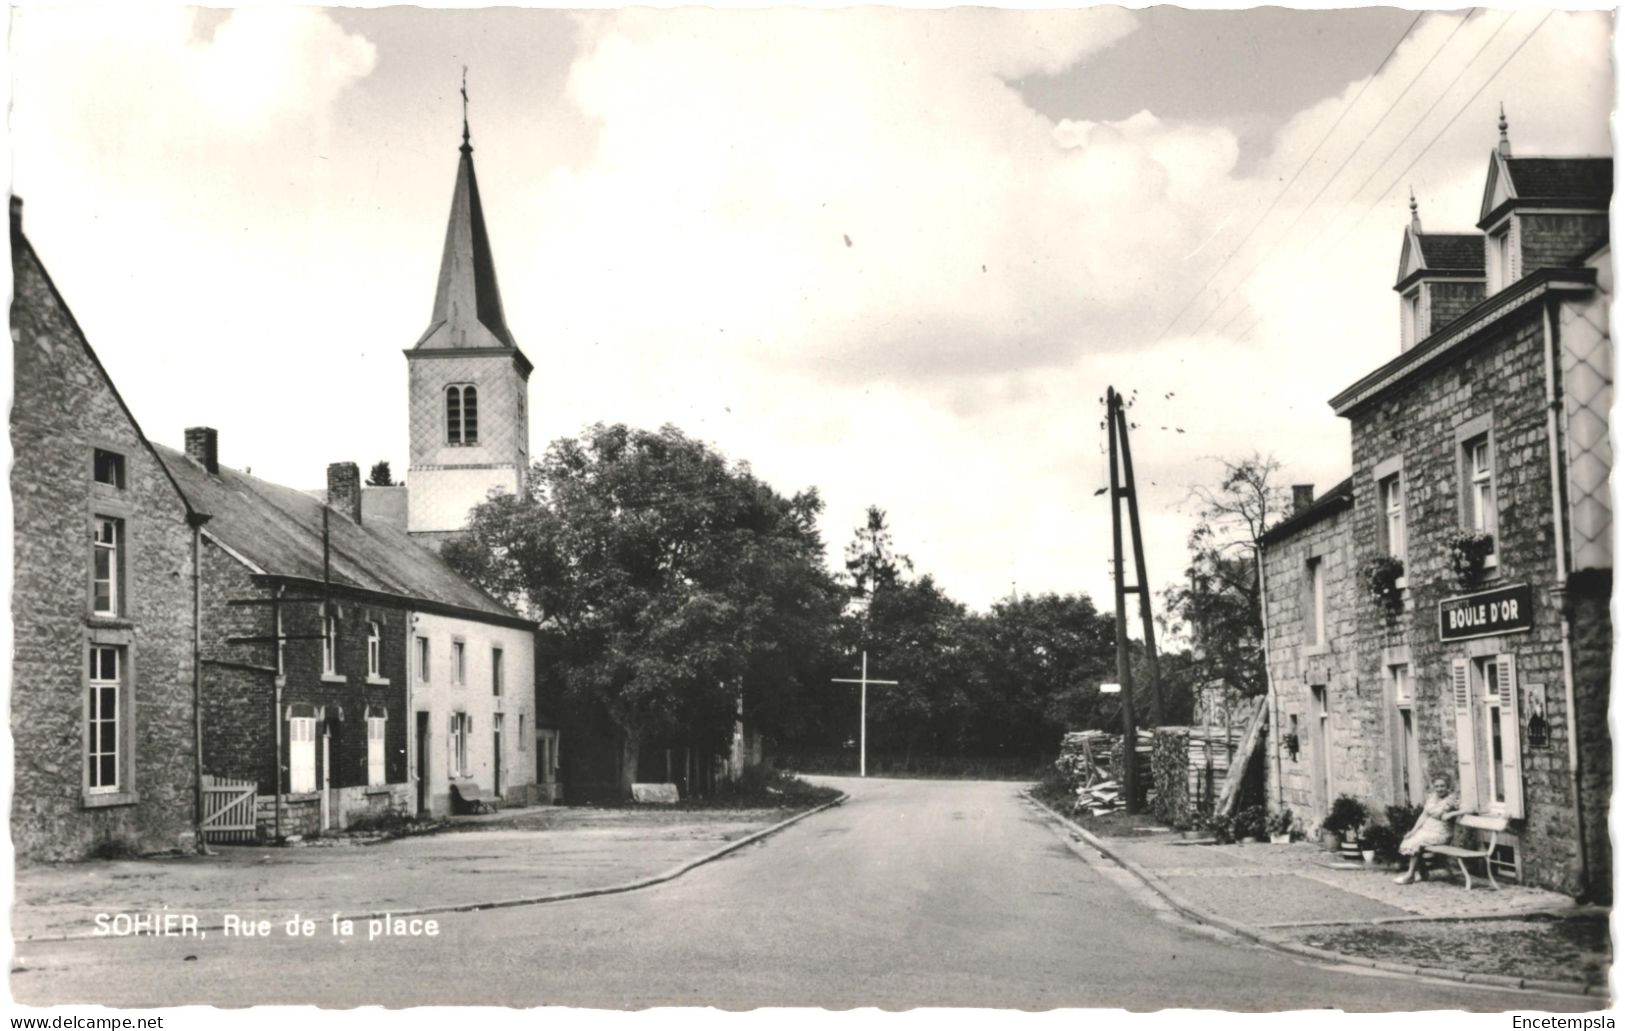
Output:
[{"xmin": 1438, "ymin": 582, "xmax": 1534, "ymax": 642}]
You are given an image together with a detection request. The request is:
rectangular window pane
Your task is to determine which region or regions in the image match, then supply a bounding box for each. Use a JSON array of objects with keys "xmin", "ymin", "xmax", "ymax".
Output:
[{"xmin": 93, "ymin": 449, "xmax": 125, "ymax": 488}]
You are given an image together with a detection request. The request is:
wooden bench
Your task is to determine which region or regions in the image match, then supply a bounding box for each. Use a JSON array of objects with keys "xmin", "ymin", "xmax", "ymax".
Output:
[
  {"xmin": 1420, "ymin": 813, "xmax": 1509, "ymax": 890},
  {"xmin": 450, "ymin": 779, "xmax": 498, "ymax": 815}
]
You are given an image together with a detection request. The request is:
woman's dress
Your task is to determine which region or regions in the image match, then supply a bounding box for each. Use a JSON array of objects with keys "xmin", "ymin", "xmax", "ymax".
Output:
[{"xmin": 1399, "ymin": 793, "xmax": 1458, "ymax": 855}]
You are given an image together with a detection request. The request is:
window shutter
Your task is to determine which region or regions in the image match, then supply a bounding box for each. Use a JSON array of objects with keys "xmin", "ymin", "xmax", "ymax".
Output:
[
  {"xmin": 448, "ymin": 714, "xmax": 456, "ymax": 777},
  {"xmin": 1497, "ymin": 654, "xmax": 1524, "ymax": 818},
  {"xmin": 1451, "ymin": 660, "xmax": 1479, "ymax": 812}
]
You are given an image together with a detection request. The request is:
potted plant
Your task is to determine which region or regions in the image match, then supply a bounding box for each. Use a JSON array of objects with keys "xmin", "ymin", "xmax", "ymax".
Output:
[
  {"xmin": 1358, "ymin": 554, "xmax": 1405, "ymax": 610},
  {"xmin": 1268, "ymin": 809, "xmax": 1295, "ymax": 845},
  {"xmin": 1361, "ymin": 822, "xmax": 1400, "ymax": 868},
  {"xmin": 1234, "ymin": 805, "xmax": 1268, "ymax": 844},
  {"xmin": 1447, "ymin": 531, "xmax": 1495, "ymax": 588},
  {"xmin": 1321, "ymin": 794, "xmax": 1368, "ymax": 852},
  {"xmin": 1205, "ymin": 811, "xmax": 1235, "ymax": 845}
]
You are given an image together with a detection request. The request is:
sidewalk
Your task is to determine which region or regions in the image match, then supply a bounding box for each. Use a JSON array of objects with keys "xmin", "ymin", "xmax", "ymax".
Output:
[
  {"xmin": 13, "ymin": 803, "xmax": 823, "ymax": 943},
  {"xmin": 1037, "ymin": 801, "xmax": 1610, "ymax": 997}
]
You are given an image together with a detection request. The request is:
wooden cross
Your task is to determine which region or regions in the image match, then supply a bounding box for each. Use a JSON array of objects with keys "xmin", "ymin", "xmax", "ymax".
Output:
[{"xmin": 831, "ymin": 650, "xmax": 898, "ymax": 778}]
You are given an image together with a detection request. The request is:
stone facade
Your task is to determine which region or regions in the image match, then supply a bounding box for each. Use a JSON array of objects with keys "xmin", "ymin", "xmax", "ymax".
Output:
[
  {"xmin": 1261, "ymin": 490, "xmax": 1367, "ymax": 826},
  {"xmin": 1263, "ymin": 143, "xmax": 1612, "ymax": 898},
  {"xmin": 196, "ymin": 535, "xmax": 413, "ymax": 816},
  {"xmin": 10, "ymin": 203, "xmax": 201, "ymax": 862}
]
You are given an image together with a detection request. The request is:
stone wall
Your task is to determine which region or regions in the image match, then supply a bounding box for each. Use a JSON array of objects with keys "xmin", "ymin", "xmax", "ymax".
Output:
[
  {"xmin": 1262, "ymin": 502, "xmax": 1365, "ymax": 830},
  {"xmin": 1346, "ymin": 305, "xmax": 1580, "ymax": 894},
  {"xmin": 10, "ymin": 221, "xmax": 200, "ymax": 862}
]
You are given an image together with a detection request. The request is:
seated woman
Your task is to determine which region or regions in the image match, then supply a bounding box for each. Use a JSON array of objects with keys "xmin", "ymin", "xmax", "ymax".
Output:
[{"xmin": 1394, "ymin": 775, "xmax": 1463, "ymax": 884}]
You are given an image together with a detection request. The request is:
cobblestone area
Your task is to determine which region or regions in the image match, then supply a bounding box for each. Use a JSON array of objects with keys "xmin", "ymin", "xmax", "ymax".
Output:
[{"xmin": 1105, "ymin": 835, "xmax": 1578, "ymax": 925}]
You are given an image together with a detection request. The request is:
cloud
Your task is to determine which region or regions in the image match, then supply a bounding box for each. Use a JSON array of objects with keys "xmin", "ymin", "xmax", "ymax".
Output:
[{"xmin": 528, "ymin": 7, "xmax": 1242, "ymax": 389}]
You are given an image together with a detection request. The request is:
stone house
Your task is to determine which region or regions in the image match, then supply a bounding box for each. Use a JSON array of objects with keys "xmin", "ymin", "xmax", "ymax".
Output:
[
  {"xmin": 10, "ymin": 197, "xmax": 209, "ymax": 861},
  {"xmin": 1261, "ymin": 118, "xmax": 1612, "ymax": 899},
  {"xmin": 157, "ymin": 433, "xmax": 540, "ymax": 835}
]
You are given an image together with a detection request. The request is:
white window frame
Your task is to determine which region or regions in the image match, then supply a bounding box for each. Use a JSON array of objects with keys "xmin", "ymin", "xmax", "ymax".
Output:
[
  {"xmin": 1465, "ymin": 434, "xmax": 1499, "ymax": 567},
  {"xmin": 448, "ymin": 713, "xmax": 471, "ymax": 778},
  {"xmin": 492, "ymin": 646, "xmax": 504, "ymax": 698},
  {"xmin": 289, "ymin": 717, "xmax": 317, "ymax": 794},
  {"xmin": 87, "ymin": 645, "xmax": 122, "ymax": 794},
  {"xmin": 1383, "ymin": 475, "xmax": 1406, "ymax": 561},
  {"xmin": 1487, "ymin": 223, "xmax": 1511, "ymax": 293},
  {"xmin": 92, "ymin": 517, "xmax": 121, "ymax": 616},
  {"xmin": 322, "ymin": 613, "xmax": 338, "ymax": 676},
  {"xmin": 1451, "ymin": 655, "xmax": 1524, "ymax": 818},
  {"xmin": 366, "ymin": 715, "xmax": 387, "ymax": 788},
  {"xmin": 367, "ymin": 621, "xmax": 382, "ymax": 679},
  {"xmin": 518, "ymin": 713, "xmax": 526, "ymax": 752},
  {"xmin": 1401, "ymin": 287, "xmax": 1422, "ymax": 349},
  {"xmin": 416, "ymin": 636, "xmax": 430, "ymax": 683},
  {"xmin": 452, "ymin": 639, "xmax": 466, "ymax": 688}
]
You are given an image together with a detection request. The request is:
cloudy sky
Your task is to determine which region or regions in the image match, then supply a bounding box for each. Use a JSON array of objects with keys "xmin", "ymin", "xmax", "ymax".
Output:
[{"xmin": 9, "ymin": 5, "xmax": 1614, "ymax": 621}]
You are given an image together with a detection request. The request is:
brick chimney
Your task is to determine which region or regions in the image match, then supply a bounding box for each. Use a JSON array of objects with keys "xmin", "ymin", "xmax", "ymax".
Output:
[
  {"xmin": 184, "ymin": 427, "xmax": 219, "ymax": 474},
  {"xmin": 327, "ymin": 462, "xmax": 362, "ymax": 524},
  {"xmin": 1292, "ymin": 484, "xmax": 1315, "ymax": 514}
]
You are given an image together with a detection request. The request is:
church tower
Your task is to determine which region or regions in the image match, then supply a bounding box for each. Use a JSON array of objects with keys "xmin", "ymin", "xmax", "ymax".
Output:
[{"xmin": 405, "ymin": 95, "xmax": 532, "ymax": 539}]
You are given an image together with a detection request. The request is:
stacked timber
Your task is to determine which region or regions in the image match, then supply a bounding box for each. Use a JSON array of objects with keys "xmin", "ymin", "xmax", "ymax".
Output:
[
  {"xmin": 1108, "ymin": 730, "xmax": 1155, "ymax": 811},
  {"xmin": 1152, "ymin": 726, "xmax": 1247, "ymax": 827}
]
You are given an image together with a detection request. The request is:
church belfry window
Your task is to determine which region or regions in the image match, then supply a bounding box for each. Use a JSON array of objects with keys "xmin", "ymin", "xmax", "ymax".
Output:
[{"xmin": 446, "ymin": 385, "xmax": 479, "ymax": 446}]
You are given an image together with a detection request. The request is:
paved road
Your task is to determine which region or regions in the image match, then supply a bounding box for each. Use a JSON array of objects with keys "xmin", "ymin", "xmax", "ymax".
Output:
[{"xmin": 11, "ymin": 778, "xmax": 1597, "ymax": 1010}]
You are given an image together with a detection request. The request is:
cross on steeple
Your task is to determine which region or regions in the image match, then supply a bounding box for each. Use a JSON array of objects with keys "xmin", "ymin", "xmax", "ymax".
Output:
[{"xmin": 461, "ymin": 66, "xmax": 471, "ymax": 152}]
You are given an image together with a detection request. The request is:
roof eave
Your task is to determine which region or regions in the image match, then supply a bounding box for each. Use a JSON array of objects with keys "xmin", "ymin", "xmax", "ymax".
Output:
[
  {"xmin": 253, "ymin": 573, "xmax": 537, "ymax": 632},
  {"xmin": 1331, "ymin": 267, "xmax": 1597, "ymax": 416},
  {"xmin": 1393, "ymin": 268, "xmax": 1485, "ymax": 293}
]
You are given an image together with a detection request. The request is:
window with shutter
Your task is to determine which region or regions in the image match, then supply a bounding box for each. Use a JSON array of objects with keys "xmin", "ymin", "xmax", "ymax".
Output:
[
  {"xmin": 1495, "ymin": 654, "xmax": 1524, "ymax": 817},
  {"xmin": 367, "ymin": 716, "xmax": 387, "ymax": 788},
  {"xmin": 1451, "ymin": 659, "xmax": 1480, "ymax": 812},
  {"xmin": 289, "ymin": 718, "xmax": 317, "ymax": 794}
]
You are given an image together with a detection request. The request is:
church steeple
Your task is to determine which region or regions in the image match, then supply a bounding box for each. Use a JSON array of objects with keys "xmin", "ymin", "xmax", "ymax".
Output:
[
  {"xmin": 415, "ymin": 76, "xmax": 522, "ymax": 358},
  {"xmin": 403, "ymin": 80, "xmax": 533, "ymax": 539}
]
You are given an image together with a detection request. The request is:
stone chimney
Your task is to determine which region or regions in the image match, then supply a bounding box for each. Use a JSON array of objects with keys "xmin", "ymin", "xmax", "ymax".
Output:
[
  {"xmin": 184, "ymin": 427, "xmax": 219, "ymax": 474},
  {"xmin": 1292, "ymin": 484, "xmax": 1315, "ymax": 514},
  {"xmin": 327, "ymin": 462, "xmax": 362, "ymax": 524}
]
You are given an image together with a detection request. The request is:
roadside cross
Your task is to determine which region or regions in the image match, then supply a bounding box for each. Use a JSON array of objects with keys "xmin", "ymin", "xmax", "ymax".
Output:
[{"xmin": 831, "ymin": 650, "xmax": 898, "ymax": 778}]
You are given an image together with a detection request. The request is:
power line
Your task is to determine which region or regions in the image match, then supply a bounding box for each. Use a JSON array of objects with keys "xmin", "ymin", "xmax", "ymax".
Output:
[
  {"xmin": 1323, "ymin": 9, "xmax": 1555, "ymax": 257},
  {"xmin": 1227, "ymin": 10, "xmax": 1554, "ymax": 348},
  {"xmin": 1148, "ymin": 11, "xmax": 1425, "ymax": 346},
  {"xmin": 1318, "ymin": 8, "xmax": 1519, "ymax": 247},
  {"xmin": 1182, "ymin": 9, "xmax": 1479, "ymax": 341}
]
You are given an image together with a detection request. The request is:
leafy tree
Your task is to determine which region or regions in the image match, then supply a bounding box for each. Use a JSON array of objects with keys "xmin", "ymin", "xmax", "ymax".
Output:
[
  {"xmin": 843, "ymin": 505, "xmax": 911, "ymax": 606},
  {"xmin": 367, "ymin": 461, "xmax": 394, "ymax": 487},
  {"xmin": 1161, "ymin": 453, "xmax": 1289, "ymax": 698},
  {"xmin": 443, "ymin": 423, "xmax": 844, "ymax": 795}
]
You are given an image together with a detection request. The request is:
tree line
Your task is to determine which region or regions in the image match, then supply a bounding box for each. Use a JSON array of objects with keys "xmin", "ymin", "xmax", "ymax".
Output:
[{"xmin": 444, "ymin": 423, "xmax": 1277, "ymax": 792}]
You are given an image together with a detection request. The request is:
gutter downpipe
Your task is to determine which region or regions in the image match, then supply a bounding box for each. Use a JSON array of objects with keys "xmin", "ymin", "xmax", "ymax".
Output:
[
  {"xmin": 188, "ymin": 513, "xmax": 212, "ymax": 855},
  {"xmin": 1542, "ymin": 298, "xmax": 1588, "ymax": 896}
]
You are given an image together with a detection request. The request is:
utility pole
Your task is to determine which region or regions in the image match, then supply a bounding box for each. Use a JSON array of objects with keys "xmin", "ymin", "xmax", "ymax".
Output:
[
  {"xmin": 1106, "ymin": 387, "xmax": 1140, "ymax": 813},
  {"xmin": 831, "ymin": 650, "xmax": 898, "ymax": 778},
  {"xmin": 1113, "ymin": 393, "xmax": 1164, "ymax": 725}
]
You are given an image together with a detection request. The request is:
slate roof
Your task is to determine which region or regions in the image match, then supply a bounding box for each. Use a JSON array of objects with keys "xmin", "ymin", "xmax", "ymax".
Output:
[
  {"xmin": 414, "ymin": 127, "xmax": 527, "ymax": 369},
  {"xmin": 155, "ymin": 443, "xmax": 522, "ymax": 624},
  {"xmin": 1504, "ymin": 157, "xmax": 1614, "ymax": 205},
  {"xmin": 1417, "ymin": 233, "xmax": 1485, "ymax": 272}
]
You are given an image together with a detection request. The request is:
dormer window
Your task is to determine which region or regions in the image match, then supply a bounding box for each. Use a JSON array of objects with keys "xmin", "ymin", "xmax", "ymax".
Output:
[
  {"xmin": 1401, "ymin": 287, "xmax": 1422, "ymax": 350},
  {"xmin": 446, "ymin": 385, "xmax": 479, "ymax": 446},
  {"xmin": 1487, "ymin": 223, "xmax": 1511, "ymax": 293}
]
